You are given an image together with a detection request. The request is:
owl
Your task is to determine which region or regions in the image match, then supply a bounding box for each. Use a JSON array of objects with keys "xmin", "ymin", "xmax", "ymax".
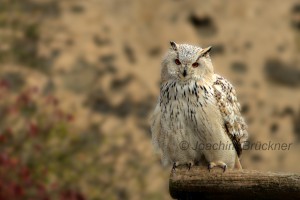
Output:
[{"xmin": 150, "ymin": 42, "xmax": 248, "ymax": 171}]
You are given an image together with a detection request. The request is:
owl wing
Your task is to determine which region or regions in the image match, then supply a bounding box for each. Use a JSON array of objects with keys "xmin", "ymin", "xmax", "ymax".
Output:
[{"xmin": 213, "ymin": 74, "xmax": 248, "ymax": 157}]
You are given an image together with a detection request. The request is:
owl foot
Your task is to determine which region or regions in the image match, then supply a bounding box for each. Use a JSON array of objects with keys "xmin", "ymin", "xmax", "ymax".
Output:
[
  {"xmin": 208, "ymin": 161, "xmax": 227, "ymax": 172},
  {"xmin": 172, "ymin": 161, "xmax": 194, "ymax": 172}
]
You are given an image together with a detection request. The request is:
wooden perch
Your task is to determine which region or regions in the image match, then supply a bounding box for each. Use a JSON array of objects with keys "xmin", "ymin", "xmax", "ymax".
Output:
[{"xmin": 169, "ymin": 166, "xmax": 300, "ymax": 200}]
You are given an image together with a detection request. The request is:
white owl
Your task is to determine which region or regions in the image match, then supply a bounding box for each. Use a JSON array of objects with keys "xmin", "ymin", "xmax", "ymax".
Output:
[{"xmin": 150, "ymin": 42, "xmax": 248, "ymax": 171}]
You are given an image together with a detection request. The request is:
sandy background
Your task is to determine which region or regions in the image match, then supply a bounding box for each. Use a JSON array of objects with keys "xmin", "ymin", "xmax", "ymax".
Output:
[{"xmin": 0, "ymin": 0, "xmax": 300, "ymax": 199}]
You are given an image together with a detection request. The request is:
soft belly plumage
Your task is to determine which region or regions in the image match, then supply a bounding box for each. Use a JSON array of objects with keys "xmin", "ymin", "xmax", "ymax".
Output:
[{"xmin": 155, "ymin": 80, "xmax": 236, "ymax": 167}]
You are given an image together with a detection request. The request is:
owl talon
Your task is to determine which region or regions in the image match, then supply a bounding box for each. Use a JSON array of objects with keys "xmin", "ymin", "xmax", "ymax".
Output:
[
  {"xmin": 172, "ymin": 162, "xmax": 177, "ymax": 172},
  {"xmin": 222, "ymin": 164, "xmax": 227, "ymax": 173},
  {"xmin": 188, "ymin": 163, "xmax": 192, "ymax": 171},
  {"xmin": 208, "ymin": 162, "xmax": 227, "ymax": 172}
]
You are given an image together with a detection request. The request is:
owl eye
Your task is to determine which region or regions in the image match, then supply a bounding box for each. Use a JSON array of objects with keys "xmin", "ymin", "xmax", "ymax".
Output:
[
  {"xmin": 192, "ymin": 62, "xmax": 199, "ymax": 68},
  {"xmin": 174, "ymin": 59, "xmax": 181, "ymax": 65}
]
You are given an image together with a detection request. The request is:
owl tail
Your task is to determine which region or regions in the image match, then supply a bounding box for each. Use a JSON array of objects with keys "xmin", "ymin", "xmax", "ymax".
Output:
[{"xmin": 234, "ymin": 156, "xmax": 243, "ymax": 169}]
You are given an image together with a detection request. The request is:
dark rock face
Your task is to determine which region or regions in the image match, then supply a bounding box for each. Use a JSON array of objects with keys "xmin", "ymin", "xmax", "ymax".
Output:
[
  {"xmin": 188, "ymin": 13, "xmax": 217, "ymax": 37},
  {"xmin": 264, "ymin": 59, "xmax": 300, "ymax": 87}
]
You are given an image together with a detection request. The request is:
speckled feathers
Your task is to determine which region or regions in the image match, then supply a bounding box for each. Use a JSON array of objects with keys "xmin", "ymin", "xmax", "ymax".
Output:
[{"xmin": 151, "ymin": 42, "xmax": 248, "ymax": 169}]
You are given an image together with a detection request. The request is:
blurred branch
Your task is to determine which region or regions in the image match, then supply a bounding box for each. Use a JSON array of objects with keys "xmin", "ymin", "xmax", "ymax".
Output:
[{"xmin": 169, "ymin": 167, "xmax": 300, "ymax": 200}]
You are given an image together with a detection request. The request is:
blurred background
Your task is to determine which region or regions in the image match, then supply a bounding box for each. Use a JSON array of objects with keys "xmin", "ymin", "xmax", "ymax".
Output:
[{"xmin": 0, "ymin": 0, "xmax": 300, "ymax": 199}]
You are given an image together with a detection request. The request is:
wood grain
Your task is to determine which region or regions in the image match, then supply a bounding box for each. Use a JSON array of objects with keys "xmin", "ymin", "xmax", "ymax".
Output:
[{"xmin": 169, "ymin": 166, "xmax": 300, "ymax": 200}]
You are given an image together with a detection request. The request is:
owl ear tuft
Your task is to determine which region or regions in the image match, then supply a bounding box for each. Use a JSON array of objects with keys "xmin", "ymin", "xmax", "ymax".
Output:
[
  {"xmin": 170, "ymin": 41, "xmax": 178, "ymax": 51},
  {"xmin": 200, "ymin": 46, "xmax": 212, "ymax": 57}
]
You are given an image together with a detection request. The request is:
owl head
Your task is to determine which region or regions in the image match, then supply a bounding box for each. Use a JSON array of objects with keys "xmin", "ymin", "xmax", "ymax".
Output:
[{"xmin": 161, "ymin": 41, "xmax": 214, "ymax": 83}]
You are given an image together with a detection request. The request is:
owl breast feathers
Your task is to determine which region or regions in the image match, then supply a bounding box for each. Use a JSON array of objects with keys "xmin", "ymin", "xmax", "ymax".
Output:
[{"xmin": 150, "ymin": 42, "xmax": 248, "ymax": 170}]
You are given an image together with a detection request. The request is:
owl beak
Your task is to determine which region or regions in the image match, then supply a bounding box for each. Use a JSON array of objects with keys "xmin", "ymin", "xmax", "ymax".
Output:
[{"xmin": 182, "ymin": 69, "xmax": 187, "ymax": 77}]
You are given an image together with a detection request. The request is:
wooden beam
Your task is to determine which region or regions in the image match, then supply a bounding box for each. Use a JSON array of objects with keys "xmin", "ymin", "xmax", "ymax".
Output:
[{"xmin": 169, "ymin": 166, "xmax": 300, "ymax": 200}]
